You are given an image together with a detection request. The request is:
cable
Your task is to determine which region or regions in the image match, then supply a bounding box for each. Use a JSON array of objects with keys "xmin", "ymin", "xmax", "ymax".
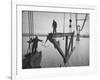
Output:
[
  {"xmin": 79, "ymin": 14, "xmax": 88, "ymax": 31},
  {"xmin": 63, "ymin": 13, "xmax": 65, "ymax": 40},
  {"xmin": 76, "ymin": 14, "xmax": 88, "ymax": 31},
  {"xmin": 40, "ymin": 42, "xmax": 50, "ymax": 48},
  {"xmin": 76, "ymin": 13, "xmax": 78, "ymax": 31},
  {"xmin": 28, "ymin": 11, "xmax": 31, "ymax": 48},
  {"xmin": 69, "ymin": 13, "xmax": 72, "ymax": 28}
]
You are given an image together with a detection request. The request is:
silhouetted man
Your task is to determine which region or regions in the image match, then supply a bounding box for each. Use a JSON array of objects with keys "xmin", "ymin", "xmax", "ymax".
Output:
[
  {"xmin": 52, "ymin": 20, "xmax": 57, "ymax": 34},
  {"xmin": 31, "ymin": 36, "xmax": 42, "ymax": 53}
]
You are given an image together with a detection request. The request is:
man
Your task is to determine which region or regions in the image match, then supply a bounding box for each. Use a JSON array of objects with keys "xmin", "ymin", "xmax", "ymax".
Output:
[
  {"xmin": 52, "ymin": 20, "xmax": 57, "ymax": 34},
  {"xmin": 31, "ymin": 36, "xmax": 42, "ymax": 53}
]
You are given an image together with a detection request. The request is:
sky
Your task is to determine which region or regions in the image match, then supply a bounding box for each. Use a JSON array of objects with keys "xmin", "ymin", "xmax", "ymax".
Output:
[{"xmin": 22, "ymin": 11, "xmax": 89, "ymax": 35}]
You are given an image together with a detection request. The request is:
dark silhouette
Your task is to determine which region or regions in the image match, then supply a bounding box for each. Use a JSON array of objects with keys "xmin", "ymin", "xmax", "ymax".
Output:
[
  {"xmin": 23, "ymin": 37, "xmax": 42, "ymax": 69},
  {"xmin": 69, "ymin": 19, "xmax": 72, "ymax": 28},
  {"xmin": 27, "ymin": 38, "xmax": 33, "ymax": 48},
  {"xmin": 31, "ymin": 36, "xmax": 42, "ymax": 53},
  {"xmin": 52, "ymin": 20, "xmax": 57, "ymax": 34}
]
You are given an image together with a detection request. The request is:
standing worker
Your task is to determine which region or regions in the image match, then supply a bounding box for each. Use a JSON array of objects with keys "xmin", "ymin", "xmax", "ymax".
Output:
[
  {"xmin": 52, "ymin": 20, "xmax": 57, "ymax": 34},
  {"xmin": 31, "ymin": 36, "xmax": 42, "ymax": 53}
]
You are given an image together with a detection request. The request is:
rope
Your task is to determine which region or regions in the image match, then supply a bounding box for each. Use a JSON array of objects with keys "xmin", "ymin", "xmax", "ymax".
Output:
[
  {"xmin": 70, "ymin": 13, "xmax": 72, "ymax": 20},
  {"xmin": 79, "ymin": 14, "xmax": 88, "ymax": 31},
  {"xmin": 76, "ymin": 14, "xmax": 88, "ymax": 31},
  {"xmin": 76, "ymin": 13, "xmax": 78, "ymax": 31},
  {"xmin": 40, "ymin": 42, "xmax": 50, "ymax": 48},
  {"xmin": 27, "ymin": 11, "xmax": 33, "ymax": 53},
  {"xmin": 69, "ymin": 13, "xmax": 72, "ymax": 28},
  {"xmin": 31, "ymin": 11, "xmax": 32, "ymax": 37},
  {"xmin": 63, "ymin": 13, "xmax": 65, "ymax": 40},
  {"xmin": 28, "ymin": 11, "xmax": 31, "ymax": 48},
  {"xmin": 28, "ymin": 12, "xmax": 30, "ymax": 39},
  {"xmin": 32, "ymin": 12, "xmax": 34, "ymax": 37}
]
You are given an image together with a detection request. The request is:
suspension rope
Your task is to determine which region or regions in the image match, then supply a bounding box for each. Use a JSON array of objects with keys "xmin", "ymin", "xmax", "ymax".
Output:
[
  {"xmin": 70, "ymin": 13, "xmax": 72, "ymax": 20},
  {"xmin": 30, "ymin": 11, "xmax": 32, "ymax": 37},
  {"xmin": 27, "ymin": 11, "xmax": 33, "ymax": 53},
  {"xmin": 69, "ymin": 13, "xmax": 72, "ymax": 28},
  {"xmin": 28, "ymin": 11, "xmax": 30, "ymax": 40},
  {"xmin": 32, "ymin": 12, "xmax": 34, "ymax": 37},
  {"xmin": 26, "ymin": 11, "xmax": 31, "ymax": 54},
  {"xmin": 40, "ymin": 42, "xmax": 50, "ymax": 48},
  {"xmin": 28, "ymin": 11, "xmax": 31, "ymax": 48},
  {"xmin": 79, "ymin": 14, "xmax": 88, "ymax": 31},
  {"xmin": 63, "ymin": 13, "xmax": 65, "ymax": 40},
  {"xmin": 76, "ymin": 13, "xmax": 78, "ymax": 31},
  {"xmin": 76, "ymin": 13, "xmax": 88, "ymax": 31}
]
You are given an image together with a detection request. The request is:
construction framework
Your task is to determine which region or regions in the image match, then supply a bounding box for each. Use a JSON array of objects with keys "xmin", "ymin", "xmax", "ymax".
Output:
[{"xmin": 46, "ymin": 31, "xmax": 75, "ymax": 65}]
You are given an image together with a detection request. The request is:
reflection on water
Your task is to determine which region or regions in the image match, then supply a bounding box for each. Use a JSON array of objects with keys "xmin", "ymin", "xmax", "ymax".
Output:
[{"xmin": 22, "ymin": 37, "xmax": 89, "ymax": 68}]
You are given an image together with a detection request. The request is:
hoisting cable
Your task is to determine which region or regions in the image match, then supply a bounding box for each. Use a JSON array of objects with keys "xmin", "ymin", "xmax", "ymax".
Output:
[
  {"xmin": 70, "ymin": 13, "xmax": 72, "ymax": 21},
  {"xmin": 76, "ymin": 13, "xmax": 78, "ymax": 31},
  {"xmin": 63, "ymin": 13, "xmax": 65, "ymax": 40},
  {"xmin": 32, "ymin": 11, "xmax": 34, "ymax": 38},
  {"xmin": 31, "ymin": 11, "xmax": 33, "ymax": 38},
  {"xmin": 28, "ymin": 11, "xmax": 31, "ymax": 48},
  {"xmin": 76, "ymin": 13, "xmax": 88, "ymax": 31},
  {"xmin": 26, "ymin": 11, "xmax": 33, "ymax": 54},
  {"xmin": 69, "ymin": 13, "xmax": 72, "ymax": 28},
  {"xmin": 26, "ymin": 11, "xmax": 31, "ymax": 54},
  {"xmin": 79, "ymin": 14, "xmax": 88, "ymax": 31},
  {"xmin": 69, "ymin": 13, "xmax": 72, "ymax": 33}
]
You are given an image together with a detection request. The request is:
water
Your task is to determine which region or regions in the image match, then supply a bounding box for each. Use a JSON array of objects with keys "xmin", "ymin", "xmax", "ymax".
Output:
[{"xmin": 22, "ymin": 37, "xmax": 89, "ymax": 68}]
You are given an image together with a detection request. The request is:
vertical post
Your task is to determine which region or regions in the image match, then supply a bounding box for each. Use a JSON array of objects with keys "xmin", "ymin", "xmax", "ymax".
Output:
[
  {"xmin": 65, "ymin": 36, "xmax": 68, "ymax": 58},
  {"xmin": 71, "ymin": 32, "xmax": 74, "ymax": 51}
]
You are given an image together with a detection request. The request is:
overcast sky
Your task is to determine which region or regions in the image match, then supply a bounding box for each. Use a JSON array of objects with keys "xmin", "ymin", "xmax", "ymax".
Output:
[{"xmin": 22, "ymin": 11, "xmax": 89, "ymax": 35}]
